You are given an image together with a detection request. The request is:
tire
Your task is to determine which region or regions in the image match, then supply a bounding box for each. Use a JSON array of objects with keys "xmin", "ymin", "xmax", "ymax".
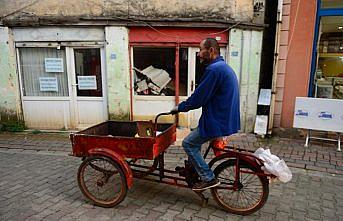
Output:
[
  {"xmin": 77, "ymin": 156, "xmax": 127, "ymax": 207},
  {"xmin": 211, "ymin": 159, "xmax": 269, "ymax": 215}
]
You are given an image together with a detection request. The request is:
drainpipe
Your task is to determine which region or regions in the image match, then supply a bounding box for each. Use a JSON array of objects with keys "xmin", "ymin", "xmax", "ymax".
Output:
[{"xmin": 268, "ymin": 0, "xmax": 283, "ymax": 134}]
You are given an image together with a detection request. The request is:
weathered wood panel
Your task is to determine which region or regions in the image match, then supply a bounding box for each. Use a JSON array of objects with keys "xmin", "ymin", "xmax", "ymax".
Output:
[{"xmin": 228, "ymin": 28, "xmax": 263, "ymax": 132}]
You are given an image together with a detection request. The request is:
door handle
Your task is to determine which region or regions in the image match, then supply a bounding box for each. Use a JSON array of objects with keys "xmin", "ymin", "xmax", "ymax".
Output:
[
  {"xmin": 191, "ymin": 80, "xmax": 194, "ymax": 91},
  {"xmin": 72, "ymin": 83, "xmax": 78, "ymax": 86}
]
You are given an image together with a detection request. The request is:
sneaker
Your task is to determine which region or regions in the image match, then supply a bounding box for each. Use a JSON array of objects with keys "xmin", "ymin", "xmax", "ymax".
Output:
[{"xmin": 192, "ymin": 178, "xmax": 220, "ymax": 191}]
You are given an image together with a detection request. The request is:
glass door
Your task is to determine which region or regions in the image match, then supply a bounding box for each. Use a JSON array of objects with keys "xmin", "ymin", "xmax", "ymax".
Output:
[
  {"xmin": 188, "ymin": 47, "xmax": 202, "ymax": 128},
  {"xmin": 70, "ymin": 47, "xmax": 107, "ymax": 128}
]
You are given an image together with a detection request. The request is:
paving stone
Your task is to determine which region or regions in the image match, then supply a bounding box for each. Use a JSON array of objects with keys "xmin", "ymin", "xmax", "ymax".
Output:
[
  {"xmin": 275, "ymin": 211, "xmax": 290, "ymax": 220},
  {"xmin": 193, "ymin": 207, "xmax": 216, "ymax": 220},
  {"xmin": 176, "ymin": 208, "xmax": 197, "ymax": 220},
  {"xmin": 306, "ymin": 165, "xmax": 327, "ymax": 172},
  {"xmin": 0, "ymin": 135, "xmax": 343, "ymax": 221},
  {"xmin": 158, "ymin": 209, "xmax": 181, "ymax": 220},
  {"xmin": 208, "ymin": 215, "xmax": 225, "ymax": 221},
  {"xmin": 140, "ymin": 210, "xmax": 164, "ymax": 221},
  {"xmin": 322, "ymin": 199, "xmax": 335, "ymax": 209}
]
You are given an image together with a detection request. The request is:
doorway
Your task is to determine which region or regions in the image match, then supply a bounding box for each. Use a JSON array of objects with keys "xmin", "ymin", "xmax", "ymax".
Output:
[
  {"xmin": 69, "ymin": 47, "xmax": 108, "ymax": 129},
  {"xmin": 187, "ymin": 47, "xmax": 227, "ymax": 128}
]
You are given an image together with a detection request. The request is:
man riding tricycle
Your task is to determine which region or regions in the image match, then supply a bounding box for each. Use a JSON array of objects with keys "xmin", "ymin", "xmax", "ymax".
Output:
[{"xmin": 70, "ymin": 38, "xmax": 279, "ymax": 215}]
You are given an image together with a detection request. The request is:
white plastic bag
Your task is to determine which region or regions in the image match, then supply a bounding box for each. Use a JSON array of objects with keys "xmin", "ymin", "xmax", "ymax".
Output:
[{"xmin": 253, "ymin": 148, "xmax": 292, "ymax": 183}]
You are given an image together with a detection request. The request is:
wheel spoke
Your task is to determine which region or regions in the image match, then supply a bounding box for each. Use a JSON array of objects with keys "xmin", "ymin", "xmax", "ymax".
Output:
[
  {"xmin": 78, "ymin": 157, "xmax": 127, "ymax": 207},
  {"xmin": 211, "ymin": 160, "xmax": 269, "ymax": 215},
  {"xmin": 240, "ymin": 190, "xmax": 253, "ymax": 208}
]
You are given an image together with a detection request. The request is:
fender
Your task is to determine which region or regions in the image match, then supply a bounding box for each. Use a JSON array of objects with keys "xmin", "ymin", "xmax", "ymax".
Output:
[
  {"xmin": 88, "ymin": 148, "xmax": 133, "ymax": 189},
  {"xmin": 209, "ymin": 151, "xmax": 263, "ymax": 172}
]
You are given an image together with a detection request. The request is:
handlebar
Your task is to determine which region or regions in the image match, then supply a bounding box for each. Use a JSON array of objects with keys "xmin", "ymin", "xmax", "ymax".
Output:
[{"xmin": 153, "ymin": 111, "xmax": 177, "ymax": 137}]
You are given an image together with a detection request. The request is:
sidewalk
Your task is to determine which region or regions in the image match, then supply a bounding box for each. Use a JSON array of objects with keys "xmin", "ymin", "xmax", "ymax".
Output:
[{"xmin": 0, "ymin": 131, "xmax": 342, "ymax": 175}]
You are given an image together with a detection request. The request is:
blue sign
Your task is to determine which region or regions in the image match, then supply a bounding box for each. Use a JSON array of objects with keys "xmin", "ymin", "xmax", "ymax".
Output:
[
  {"xmin": 318, "ymin": 111, "xmax": 333, "ymax": 120},
  {"xmin": 231, "ymin": 51, "xmax": 239, "ymax": 57},
  {"xmin": 295, "ymin": 109, "xmax": 309, "ymax": 117}
]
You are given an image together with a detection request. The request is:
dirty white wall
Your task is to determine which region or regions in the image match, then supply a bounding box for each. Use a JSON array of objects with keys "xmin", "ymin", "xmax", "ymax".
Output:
[
  {"xmin": 0, "ymin": 27, "xmax": 21, "ymax": 122},
  {"xmin": 105, "ymin": 27, "xmax": 131, "ymax": 120},
  {"xmin": 1, "ymin": 0, "xmax": 254, "ymax": 24}
]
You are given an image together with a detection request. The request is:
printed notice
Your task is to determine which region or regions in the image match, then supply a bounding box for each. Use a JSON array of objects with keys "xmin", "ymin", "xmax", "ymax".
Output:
[
  {"xmin": 78, "ymin": 76, "xmax": 97, "ymax": 90},
  {"xmin": 45, "ymin": 58, "xmax": 64, "ymax": 72},
  {"xmin": 254, "ymin": 115, "xmax": 268, "ymax": 135},
  {"xmin": 39, "ymin": 77, "xmax": 58, "ymax": 92},
  {"xmin": 258, "ymin": 89, "xmax": 272, "ymax": 106}
]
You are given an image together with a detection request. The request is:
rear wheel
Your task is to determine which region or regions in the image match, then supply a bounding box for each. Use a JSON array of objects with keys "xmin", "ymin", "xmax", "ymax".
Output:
[
  {"xmin": 211, "ymin": 159, "xmax": 269, "ymax": 215},
  {"xmin": 77, "ymin": 156, "xmax": 127, "ymax": 207}
]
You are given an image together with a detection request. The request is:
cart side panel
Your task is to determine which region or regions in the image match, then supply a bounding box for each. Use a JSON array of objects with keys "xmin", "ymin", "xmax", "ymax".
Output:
[
  {"xmin": 153, "ymin": 124, "xmax": 177, "ymax": 158},
  {"xmin": 75, "ymin": 121, "xmax": 110, "ymax": 136},
  {"xmin": 72, "ymin": 135, "xmax": 156, "ymax": 159}
]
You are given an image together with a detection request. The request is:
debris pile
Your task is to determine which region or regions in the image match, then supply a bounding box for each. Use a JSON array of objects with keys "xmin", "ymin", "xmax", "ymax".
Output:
[{"xmin": 134, "ymin": 66, "xmax": 173, "ymax": 95}]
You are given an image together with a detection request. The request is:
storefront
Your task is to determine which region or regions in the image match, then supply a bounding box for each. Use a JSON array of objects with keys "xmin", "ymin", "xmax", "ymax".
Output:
[
  {"xmin": 1, "ymin": 25, "xmax": 264, "ymax": 132},
  {"xmin": 273, "ymin": 0, "xmax": 343, "ymax": 129},
  {"xmin": 13, "ymin": 27, "xmax": 108, "ymax": 130},
  {"xmin": 0, "ymin": 0, "xmax": 265, "ymax": 132},
  {"xmin": 128, "ymin": 27, "xmax": 264, "ymax": 132},
  {"xmin": 128, "ymin": 27, "xmax": 228, "ymax": 128},
  {"xmin": 310, "ymin": 1, "xmax": 343, "ymax": 99}
]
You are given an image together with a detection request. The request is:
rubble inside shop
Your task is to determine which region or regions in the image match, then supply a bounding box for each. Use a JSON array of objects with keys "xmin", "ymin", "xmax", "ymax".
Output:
[{"xmin": 134, "ymin": 66, "xmax": 173, "ymax": 95}]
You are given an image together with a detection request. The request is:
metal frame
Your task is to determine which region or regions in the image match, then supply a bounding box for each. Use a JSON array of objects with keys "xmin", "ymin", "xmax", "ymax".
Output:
[
  {"xmin": 304, "ymin": 129, "xmax": 341, "ymax": 151},
  {"xmin": 127, "ymin": 142, "xmax": 273, "ymax": 206}
]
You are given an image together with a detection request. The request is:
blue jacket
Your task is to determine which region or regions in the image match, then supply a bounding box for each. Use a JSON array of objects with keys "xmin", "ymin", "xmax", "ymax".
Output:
[{"xmin": 178, "ymin": 56, "xmax": 240, "ymax": 139}]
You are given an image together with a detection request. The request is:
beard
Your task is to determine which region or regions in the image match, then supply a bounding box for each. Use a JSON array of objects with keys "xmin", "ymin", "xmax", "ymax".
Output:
[{"xmin": 199, "ymin": 51, "xmax": 211, "ymax": 65}]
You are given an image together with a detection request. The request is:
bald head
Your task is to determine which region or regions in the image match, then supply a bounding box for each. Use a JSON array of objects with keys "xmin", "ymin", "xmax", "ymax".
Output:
[
  {"xmin": 198, "ymin": 38, "xmax": 220, "ymax": 64},
  {"xmin": 202, "ymin": 38, "xmax": 220, "ymax": 55}
]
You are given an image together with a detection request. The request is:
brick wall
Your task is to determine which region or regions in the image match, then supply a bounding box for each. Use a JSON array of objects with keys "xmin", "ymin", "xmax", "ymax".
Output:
[
  {"xmin": 274, "ymin": 0, "xmax": 316, "ymax": 128},
  {"xmin": 273, "ymin": 0, "xmax": 292, "ymax": 128}
]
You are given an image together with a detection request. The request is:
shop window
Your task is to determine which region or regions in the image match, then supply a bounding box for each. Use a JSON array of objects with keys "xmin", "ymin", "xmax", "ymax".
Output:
[
  {"xmin": 314, "ymin": 16, "xmax": 343, "ymax": 99},
  {"xmin": 133, "ymin": 47, "xmax": 188, "ymax": 96},
  {"xmin": 19, "ymin": 47, "xmax": 68, "ymax": 97},
  {"xmin": 321, "ymin": 0, "xmax": 343, "ymax": 9}
]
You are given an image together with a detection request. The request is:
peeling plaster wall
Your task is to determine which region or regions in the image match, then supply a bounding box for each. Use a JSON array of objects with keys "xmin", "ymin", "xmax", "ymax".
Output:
[
  {"xmin": 0, "ymin": 27, "xmax": 21, "ymax": 122},
  {"xmin": 1, "ymin": 0, "xmax": 254, "ymax": 24},
  {"xmin": 105, "ymin": 27, "xmax": 131, "ymax": 120}
]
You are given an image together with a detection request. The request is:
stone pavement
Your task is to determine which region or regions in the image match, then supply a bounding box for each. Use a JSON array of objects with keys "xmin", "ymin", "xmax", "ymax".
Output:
[
  {"xmin": 0, "ymin": 132, "xmax": 342, "ymax": 175},
  {"xmin": 0, "ymin": 150, "xmax": 343, "ymax": 221},
  {"xmin": 0, "ymin": 132, "xmax": 343, "ymax": 221}
]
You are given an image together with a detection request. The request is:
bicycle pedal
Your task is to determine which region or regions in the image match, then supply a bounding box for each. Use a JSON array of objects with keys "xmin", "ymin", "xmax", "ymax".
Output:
[{"xmin": 175, "ymin": 166, "xmax": 184, "ymax": 171}]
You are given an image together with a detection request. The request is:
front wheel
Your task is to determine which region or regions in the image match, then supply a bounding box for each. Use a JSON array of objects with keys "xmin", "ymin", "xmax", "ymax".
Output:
[
  {"xmin": 77, "ymin": 156, "xmax": 127, "ymax": 207},
  {"xmin": 211, "ymin": 159, "xmax": 269, "ymax": 215}
]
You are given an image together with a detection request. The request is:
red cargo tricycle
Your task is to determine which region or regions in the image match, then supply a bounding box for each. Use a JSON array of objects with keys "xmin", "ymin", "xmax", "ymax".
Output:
[{"xmin": 70, "ymin": 112, "xmax": 274, "ymax": 215}]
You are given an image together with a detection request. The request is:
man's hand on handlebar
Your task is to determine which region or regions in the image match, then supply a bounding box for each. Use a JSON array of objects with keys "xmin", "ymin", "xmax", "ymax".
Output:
[{"xmin": 170, "ymin": 106, "xmax": 179, "ymax": 114}]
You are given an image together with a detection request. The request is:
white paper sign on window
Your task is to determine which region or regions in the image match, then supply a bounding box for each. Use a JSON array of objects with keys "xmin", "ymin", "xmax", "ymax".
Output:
[
  {"xmin": 45, "ymin": 58, "xmax": 64, "ymax": 72},
  {"xmin": 39, "ymin": 77, "xmax": 58, "ymax": 92},
  {"xmin": 78, "ymin": 76, "xmax": 97, "ymax": 90}
]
